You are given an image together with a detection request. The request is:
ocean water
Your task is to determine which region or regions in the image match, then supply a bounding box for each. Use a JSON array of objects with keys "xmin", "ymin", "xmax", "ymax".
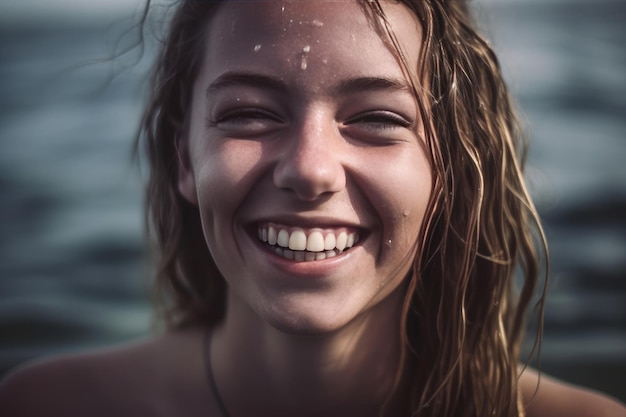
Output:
[
  {"xmin": 478, "ymin": 2, "xmax": 626, "ymax": 398},
  {"xmin": 1, "ymin": 1, "xmax": 625, "ymax": 400}
]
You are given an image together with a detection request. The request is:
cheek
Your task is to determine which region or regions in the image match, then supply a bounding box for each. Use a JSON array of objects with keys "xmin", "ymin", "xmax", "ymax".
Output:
[
  {"xmin": 367, "ymin": 146, "xmax": 431, "ymax": 217},
  {"xmin": 191, "ymin": 140, "xmax": 267, "ymax": 232},
  {"xmin": 191, "ymin": 142, "xmax": 268, "ymax": 276},
  {"xmin": 390, "ymin": 178, "xmax": 431, "ymax": 250},
  {"xmin": 194, "ymin": 141, "xmax": 263, "ymax": 198},
  {"xmin": 374, "ymin": 149, "xmax": 432, "ymax": 250}
]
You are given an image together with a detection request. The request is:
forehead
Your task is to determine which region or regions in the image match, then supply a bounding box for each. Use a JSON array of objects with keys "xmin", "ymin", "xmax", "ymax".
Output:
[{"xmin": 200, "ymin": 0, "xmax": 422, "ymax": 84}]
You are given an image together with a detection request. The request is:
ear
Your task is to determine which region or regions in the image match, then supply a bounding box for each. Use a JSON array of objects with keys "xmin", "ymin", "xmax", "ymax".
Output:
[{"xmin": 176, "ymin": 136, "xmax": 199, "ymax": 205}]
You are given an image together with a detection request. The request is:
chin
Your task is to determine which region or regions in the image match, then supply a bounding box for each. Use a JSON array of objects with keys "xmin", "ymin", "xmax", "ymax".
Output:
[
  {"xmin": 254, "ymin": 297, "xmax": 378, "ymax": 337},
  {"xmin": 267, "ymin": 319, "xmax": 338, "ymax": 336}
]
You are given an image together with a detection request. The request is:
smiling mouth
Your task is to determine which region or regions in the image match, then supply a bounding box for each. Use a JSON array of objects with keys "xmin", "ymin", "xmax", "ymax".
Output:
[{"xmin": 256, "ymin": 223, "xmax": 360, "ymax": 262}]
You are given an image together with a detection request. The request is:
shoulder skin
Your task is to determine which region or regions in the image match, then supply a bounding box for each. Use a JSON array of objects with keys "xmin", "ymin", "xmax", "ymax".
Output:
[
  {"xmin": 0, "ymin": 329, "xmax": 217, "ymax": 417},
  {"xmin": 521, "ymin": 367, "xmax": 626, "ymax": 417}
]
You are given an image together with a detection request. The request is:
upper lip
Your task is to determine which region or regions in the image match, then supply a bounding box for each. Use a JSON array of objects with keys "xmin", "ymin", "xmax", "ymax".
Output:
[{"xmin": 246, "ymin": 213, "xmax": 367, "ymax": 231}]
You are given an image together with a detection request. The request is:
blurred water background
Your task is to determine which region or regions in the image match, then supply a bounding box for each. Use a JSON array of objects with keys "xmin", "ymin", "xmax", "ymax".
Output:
[{"xmin": 1, "ymin": 0, "xmax": 625, "ymax": 401}]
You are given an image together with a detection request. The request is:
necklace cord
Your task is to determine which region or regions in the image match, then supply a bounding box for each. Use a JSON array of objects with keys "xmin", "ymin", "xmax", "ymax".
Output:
[{"xmin": 204, "ymin": 327, "xmax": 232, "ymax": 417}]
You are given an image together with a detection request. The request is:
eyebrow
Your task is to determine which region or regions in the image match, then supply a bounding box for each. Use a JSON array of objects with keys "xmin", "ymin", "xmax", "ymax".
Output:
[
  {"xmin": 206, "ymin": 72, "xmax": 287, "ymax": 95},
  {"xmin": 334, "ymin": 76, "xmax": 411, "ymax": 95},
  {"xmin": 206, "ymin": 71, "xmax": 412, "ymax": 97}
]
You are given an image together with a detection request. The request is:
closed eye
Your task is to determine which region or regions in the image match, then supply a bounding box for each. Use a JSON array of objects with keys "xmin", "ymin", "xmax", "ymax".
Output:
[
  {"xmin": 344, "ymin": 110, "xmax": 413, "ymax": 131},
  {"xmin": 209, "ymin": 108, "xmax": 284, "ymax": 133},
  {"xmin": 341, "ymin": 110, "xmax": 415, "ymax": 146}
]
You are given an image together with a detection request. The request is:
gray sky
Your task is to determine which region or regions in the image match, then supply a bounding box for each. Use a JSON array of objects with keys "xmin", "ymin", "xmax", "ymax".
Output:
[{"xmin": 0, "ymin": 0, "xmax": 144, "ymax": 23}]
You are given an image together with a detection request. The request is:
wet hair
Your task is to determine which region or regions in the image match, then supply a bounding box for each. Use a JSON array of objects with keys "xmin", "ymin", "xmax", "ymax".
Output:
[{"xmin": 137, "ymin": 1, "xmax": 548, "ymax": 416}]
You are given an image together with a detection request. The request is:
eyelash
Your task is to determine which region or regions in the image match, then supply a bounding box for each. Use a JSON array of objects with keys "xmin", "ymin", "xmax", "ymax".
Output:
[
  {"xmin": 344, "ymin": 111, "xmax": 413, "ymax": 130},
  {"xmin": 208, "ymin": 108, "xmax": 414, "ymax": 144},
  {"xmin": 210, "ymin": 108, "xmax": 282, "ymax": 128}
]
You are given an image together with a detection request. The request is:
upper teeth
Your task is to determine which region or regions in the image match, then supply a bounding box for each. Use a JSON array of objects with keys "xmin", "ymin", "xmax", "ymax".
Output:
[{"xmin": 257, "ymin": 225, "xmax": 358, "ymax": 253}]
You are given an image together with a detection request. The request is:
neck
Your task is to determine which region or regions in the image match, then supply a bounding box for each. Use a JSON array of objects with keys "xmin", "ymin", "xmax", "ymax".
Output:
[{"xmin": 209, "ymin": 288, "xmax": 408, "ymax": 417}]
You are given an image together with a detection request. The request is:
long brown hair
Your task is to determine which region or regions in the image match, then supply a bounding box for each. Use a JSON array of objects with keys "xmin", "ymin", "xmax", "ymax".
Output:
[{"xmin": 136, "ymin": 1, "xmax": 548, "ymax": 416}]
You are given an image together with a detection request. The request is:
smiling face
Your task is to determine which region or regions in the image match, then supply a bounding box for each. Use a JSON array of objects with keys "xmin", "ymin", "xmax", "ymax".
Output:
[{"xmin": 178, "ymin": 0, "xmax": 432, "ymax": 333}]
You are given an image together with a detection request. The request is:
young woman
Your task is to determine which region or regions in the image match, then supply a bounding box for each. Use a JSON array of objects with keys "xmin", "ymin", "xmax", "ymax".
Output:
[{"xmin": 1, "ymin": 1, "xmax": 624, "ymax": 416}]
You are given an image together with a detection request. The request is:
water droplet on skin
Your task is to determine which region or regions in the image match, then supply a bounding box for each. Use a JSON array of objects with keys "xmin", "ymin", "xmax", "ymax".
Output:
[
  {"xmin": 322, "ymin": 58, "xmax": 328, "ymax": 65},
  {"xmin": 254, "ymin": 44, "xmax": 262, "ymax": 52},
  {"xmin": 300, "ymin": 45, "xmax": 311, "ymax": 70},
  {"xmin": 311, "ymin": 20, "xmax": 324, "ymax": 27}
]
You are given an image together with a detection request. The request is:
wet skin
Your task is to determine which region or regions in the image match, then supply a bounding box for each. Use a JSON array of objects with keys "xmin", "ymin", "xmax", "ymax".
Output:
[
  {"xmin": 1, "ymin": 2, "xmax": 626, "ymax": 417},
  {"xmin": 178, "ymin": 0, "xmax": 431, "ymax": 334}
]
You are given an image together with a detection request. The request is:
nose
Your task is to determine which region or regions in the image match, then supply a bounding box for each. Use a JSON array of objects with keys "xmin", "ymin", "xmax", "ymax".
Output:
[{"xmin": 273, "ymin": 112, "xmax": 346, "ymax": 201}]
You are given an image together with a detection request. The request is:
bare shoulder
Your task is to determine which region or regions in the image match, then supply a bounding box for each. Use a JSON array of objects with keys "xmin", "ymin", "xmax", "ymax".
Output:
[
  {"xmin": 521, "ymin": 367, "xmax": 626, "ymax": 417},
  {"xmin": 0, "ymin": 328, "xmax": 210, "ymax": 417}
]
